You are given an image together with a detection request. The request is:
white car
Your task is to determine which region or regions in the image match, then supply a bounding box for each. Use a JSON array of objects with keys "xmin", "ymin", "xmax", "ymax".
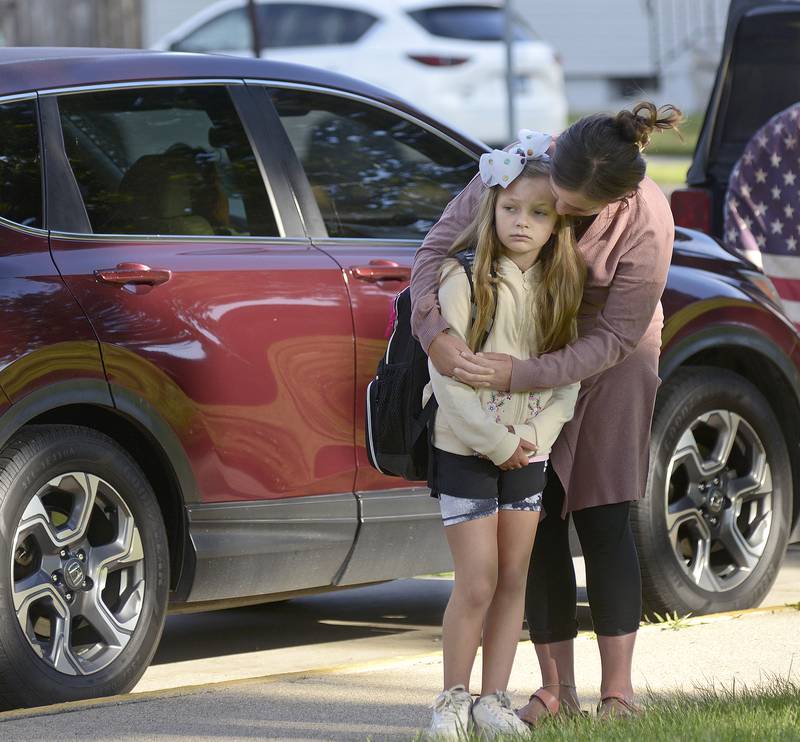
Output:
[{"xmin": 153, "ymin": 0, "xmax": 567, "ymax": 144}]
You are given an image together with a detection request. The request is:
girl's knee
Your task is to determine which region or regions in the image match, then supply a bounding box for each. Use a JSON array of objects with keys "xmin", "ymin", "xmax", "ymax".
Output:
[
  {"xmin": 496, "ymin": 562, "xmax": 530, "ymax": 594},
  {"xmin": 453, "ymin": 574, "xmax": 497, "ymax": 610}
]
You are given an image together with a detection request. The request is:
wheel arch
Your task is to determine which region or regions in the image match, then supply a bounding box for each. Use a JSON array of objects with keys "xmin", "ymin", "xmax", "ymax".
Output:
[
  {"xmin": 0, "ymin": 381, "xmax": 196, "ymax": 599},
  {"xmin": 660, "ymin": 324, "xmax": 800, "ymax": 541}
]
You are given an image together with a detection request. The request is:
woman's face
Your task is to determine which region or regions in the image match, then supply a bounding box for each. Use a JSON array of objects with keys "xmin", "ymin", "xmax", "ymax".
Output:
[{"xmin": 549, "ymin": 178, "xmax": 608, "ymax": 217}]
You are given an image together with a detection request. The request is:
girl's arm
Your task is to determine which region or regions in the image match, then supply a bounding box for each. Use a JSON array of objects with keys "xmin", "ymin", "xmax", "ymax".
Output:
[
  {"xmin": 410, "ymin": 173, "xmax": 486, "ymax": 353},
  {"xmin": 429, "ymin": 265, "xmax": 521, "ymax": 466},
  {"xmin": 512, "ymin": 382, "xmax": 580, "ymax": 455}
]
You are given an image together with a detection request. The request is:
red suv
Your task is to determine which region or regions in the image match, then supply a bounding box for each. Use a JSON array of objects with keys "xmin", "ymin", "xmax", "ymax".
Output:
[{"xmin": 0, "ymin": 47, "xmax": 798, "ymax": 709}]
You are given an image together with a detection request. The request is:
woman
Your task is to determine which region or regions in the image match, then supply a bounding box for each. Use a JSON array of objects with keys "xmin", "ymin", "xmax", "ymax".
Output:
[{"xmin": 410, "ymin": 102, "xmax": 681, "ymax": 722}]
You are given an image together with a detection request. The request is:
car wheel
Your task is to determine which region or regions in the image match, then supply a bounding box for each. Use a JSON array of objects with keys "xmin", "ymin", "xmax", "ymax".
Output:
[
  {"xmin": 633, "ymin": 368, "xmax": 791, "ymax": 617},
  {"xmin": 0, "ymin": 425, "xmax": 168, "ymax": 709}
]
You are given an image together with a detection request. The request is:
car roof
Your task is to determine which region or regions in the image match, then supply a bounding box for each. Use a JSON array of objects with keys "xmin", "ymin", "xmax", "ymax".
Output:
[{"xmin": 0, "ymin": 46, "xmax": 394, "ymax": 100}]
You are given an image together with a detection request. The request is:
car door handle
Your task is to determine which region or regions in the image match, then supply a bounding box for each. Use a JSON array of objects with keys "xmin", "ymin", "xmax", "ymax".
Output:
[
  {"xmin": 351, "ymin": 260, "xmax": 411, "ymax": 282},
  {"xmin": 94, "ymin": 263, "xmax": 172, "ymax": 287}
]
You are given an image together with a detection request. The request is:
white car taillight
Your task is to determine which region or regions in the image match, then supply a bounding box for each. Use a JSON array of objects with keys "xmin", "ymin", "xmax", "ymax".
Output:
[{"xmin": 407, "ymin": 54, "xmax": 470, "ymax": 67}]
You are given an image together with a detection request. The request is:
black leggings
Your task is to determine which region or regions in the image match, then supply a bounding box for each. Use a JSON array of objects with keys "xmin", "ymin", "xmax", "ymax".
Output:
[{"xmin": 525, "ymin": 470, "xmax": 642, "ymax": 642}]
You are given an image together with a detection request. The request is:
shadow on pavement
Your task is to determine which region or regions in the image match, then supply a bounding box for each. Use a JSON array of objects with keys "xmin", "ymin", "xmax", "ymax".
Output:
[{"xmin": 153, "ymin": 577, "xmax": 591, "ymax": 666}]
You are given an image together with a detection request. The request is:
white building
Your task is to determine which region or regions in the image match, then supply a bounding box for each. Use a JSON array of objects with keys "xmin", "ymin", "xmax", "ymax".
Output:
[
  {"xmin": 142, "ymin": 0, "xmax": 731, "ymax": 114},
  {"xmin": 514, "ymin": 0, "xmax": 730, "ymax": 113}
]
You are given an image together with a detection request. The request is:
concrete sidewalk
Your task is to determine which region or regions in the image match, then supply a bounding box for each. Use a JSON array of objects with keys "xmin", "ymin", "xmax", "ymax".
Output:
[{"xmin": 1, "ymin": 605, "xmax": 798, "ymax": 741}]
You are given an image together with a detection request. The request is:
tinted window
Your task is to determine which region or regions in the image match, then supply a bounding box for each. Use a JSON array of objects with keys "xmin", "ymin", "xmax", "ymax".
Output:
[
  {"xmin": 174, "ymin": 3, "xmax": 376, "ymax": 52},
  {"xmin": 262, "ymin": 4, "xmax": 376, "ymax": 47},
  {"xmin": 172, "ymin": 8, "xmax": 251, "ymax": 52},
  {"xmin": 719, "ymin": 13, "xmax": 800, "ymax": 149},
  {"xmin": 270, "ymin": 88, "xmax": 476, "ymax": 239},
  {"xmin": 58, "ymin": 86, "xmax": 279, "ymax": 236},
  {"xmin": 0, "ymin": 99, "xmax": 42, "ymax": 229},
  {"xmin": 408, "ymin": 5, "xmax": 536, "ymax": 41}
]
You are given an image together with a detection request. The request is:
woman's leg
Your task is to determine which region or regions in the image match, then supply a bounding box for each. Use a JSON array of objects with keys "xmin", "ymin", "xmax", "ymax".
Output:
[
  {"xmin": 480, "ymin": 508, "xmax": 540, "ymax": 694},
  {"xmin": 572, "ymin": 501, "xmax": 641, "ymax": 702},
  {"xmin": 441, "ymin": 509, "xmax": 499, "ymax": 690},
  {"xmin": 517, "ymin": 473, "xmax": 581, "ymax": 722}
]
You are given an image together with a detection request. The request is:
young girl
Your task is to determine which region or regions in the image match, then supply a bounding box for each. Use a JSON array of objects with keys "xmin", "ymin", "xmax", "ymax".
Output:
[{"xmin": 425, "ymin": 143, "xmax": 585, "ymax": 739}]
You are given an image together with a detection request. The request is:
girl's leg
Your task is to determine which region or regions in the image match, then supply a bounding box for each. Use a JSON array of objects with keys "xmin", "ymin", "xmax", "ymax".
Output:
[
  {"xmin": 441, "ymin": 510, "xmax": 499, "ymax": 690},
  {"xmin": 572, "ymin": 501, "xmax": 641, "ymax": 702},
  {"xmin": 518, "ymin": 474, "xmax": 580, "ymax": 722},
  {"xmin": 480, "ymin": 508, "xmax": 540, "ymax": 694}
]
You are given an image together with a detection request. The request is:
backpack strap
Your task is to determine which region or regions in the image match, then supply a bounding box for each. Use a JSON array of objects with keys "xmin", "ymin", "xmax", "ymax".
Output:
[{"xmin": 453, "ymin": 248, "xmax": 498, "ymax": 350}]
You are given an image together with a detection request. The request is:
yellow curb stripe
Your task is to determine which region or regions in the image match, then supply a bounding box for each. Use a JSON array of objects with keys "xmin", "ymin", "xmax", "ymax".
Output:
[
  {"xmin": 0, "ymin": 649, "xmax": 444, "ymax": 723},
  {"xmin": 636, "ymin": 602, "xmax": 799, "ymax": 630}
]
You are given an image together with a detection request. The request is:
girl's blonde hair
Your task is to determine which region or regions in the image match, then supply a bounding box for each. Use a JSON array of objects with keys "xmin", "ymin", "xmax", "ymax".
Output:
[{"xmin": 448, "ymin": 159, "xmax": 586, "ymax": 353}]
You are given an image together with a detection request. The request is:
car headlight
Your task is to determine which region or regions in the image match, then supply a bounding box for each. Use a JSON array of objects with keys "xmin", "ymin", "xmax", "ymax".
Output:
[{"xmin": 739, "ymin": 269, "xmax": 784, "ymax": 310}]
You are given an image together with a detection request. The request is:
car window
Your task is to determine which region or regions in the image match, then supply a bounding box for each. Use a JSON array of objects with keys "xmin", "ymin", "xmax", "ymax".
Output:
[
  {"xmin": 408, "ymin": 5, "xmax": 536, "ymax": 42},
  {"xmin": 0, "ymin": 99, "xmax": 42, "ymax": 229},
  {"xmin": 269, "ymin": 87, "xmax": 476, "ymax": 239},
  {"xmin": 171, "ymin": 8, "xmax": 251, "ymax": 53},
  {"xmin": 719, "ymin": 12, "xmax": 800, "ymax": 151},
  {"xmin": 174, "ymin": 3, "xmax": 376, "ymax": 52},
  {"xmin": 262, "ymin": 3, "xmax": 376, "ymax": 47},
  {"xmin": 57, "ymin": 85, "xmax": 279, "ymax": 237}
]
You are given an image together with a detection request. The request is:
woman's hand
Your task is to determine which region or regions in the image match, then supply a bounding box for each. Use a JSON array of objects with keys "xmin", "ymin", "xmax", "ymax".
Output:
[
  {"xmin": 454, "ymin": 351, "xmax": 513, "ymax": 391},
  {"xmin": 428, "ymin": 332, "xmax": 470, "ymax": 376},
  {"xmin": 498, "ymin": 438, "xmax": 537, "ymax": 470}
]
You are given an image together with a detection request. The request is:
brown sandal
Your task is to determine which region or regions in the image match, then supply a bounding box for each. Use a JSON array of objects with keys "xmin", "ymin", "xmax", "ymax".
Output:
[
  {"xmin": 596, "ymin": 693, "xmax": 643, "ymax": 720},
  {"xmin": 517, "ymin": 683, "xmax": 583, "ymax": 727}
]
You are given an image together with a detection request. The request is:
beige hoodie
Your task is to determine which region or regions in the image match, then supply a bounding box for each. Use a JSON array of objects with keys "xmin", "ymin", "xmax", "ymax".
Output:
[{"xmin": 423, "ymin": 256, "xmax": 579, "ymax": 466}]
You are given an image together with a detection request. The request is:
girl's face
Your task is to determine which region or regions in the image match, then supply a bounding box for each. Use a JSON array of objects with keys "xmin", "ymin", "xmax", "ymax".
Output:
[{"xmin": 495, "ymin": 175, "xmax": 558, "ymax": 268}]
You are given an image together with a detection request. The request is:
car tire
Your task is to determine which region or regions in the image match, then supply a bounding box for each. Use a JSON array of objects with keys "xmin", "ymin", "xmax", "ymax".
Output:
[
  {"xmin": 0, "ymin": 425, "xmax": 169, "ymax": 709},
  {"xmin": 633, "ymin": 367, "xmax": 791, "ymax": 617}
]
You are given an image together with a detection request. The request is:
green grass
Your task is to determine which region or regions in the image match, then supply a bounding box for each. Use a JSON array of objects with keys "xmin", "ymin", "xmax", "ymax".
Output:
[
  {"xmin": 640, "ymin": 610, "xmax": 695, "ymax": 631},
  {"xmin": 411, "ymin": 678, "xmax": 800, "ymax": 741},
  {"xmin": 643, "ymin": 155, "xmax": 690, "ymax": 191},
  {"xmin": 535, "ymin": 679, "xmax": 800, "ymax": 742}
]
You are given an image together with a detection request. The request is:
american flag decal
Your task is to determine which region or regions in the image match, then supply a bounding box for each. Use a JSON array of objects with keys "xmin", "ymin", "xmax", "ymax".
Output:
[{"xmin": 724, "ymin": 103, "xmax": 800, "ymax": 325}]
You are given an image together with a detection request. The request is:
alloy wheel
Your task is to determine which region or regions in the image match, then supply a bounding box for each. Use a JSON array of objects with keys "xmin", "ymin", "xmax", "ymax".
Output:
[
  {"xmin": 664, "ymin": 409, "xmax": 773, "ymax": 593},
  {"xmin": 11, "ymin": 472, "xmax": 146, "ymax": 675}
]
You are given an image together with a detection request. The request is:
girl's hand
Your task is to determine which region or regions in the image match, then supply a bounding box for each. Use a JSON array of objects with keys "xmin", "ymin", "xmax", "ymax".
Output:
[
  {"xmin": 428, "ymin": 332, "xmax": 470, "ymax": 376},
  {"xmin": 498, "ymin": 438, "xmax": 537, "ymax": 470},
  {"xmin": 454, "ymin": 351, "xmax": 513, "ymax": 391}
]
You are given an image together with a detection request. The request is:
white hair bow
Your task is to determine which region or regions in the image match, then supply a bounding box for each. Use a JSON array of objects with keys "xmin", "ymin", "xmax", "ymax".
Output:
[{"xmin": 478, "ymin": 129, "xmax": 552, "ymax": 188}]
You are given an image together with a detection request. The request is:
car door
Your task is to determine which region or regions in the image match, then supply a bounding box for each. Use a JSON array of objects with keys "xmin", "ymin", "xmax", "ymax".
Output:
[
  {"xmin": 256, "ymin": 82, "xmax": 478, "ymax": 581},
  {"xmin": 45, "ymin": 81, "xmax": 359, "ymax": 504},
  {"xmin": 0, "ymin": 94, "xmax": 108, "ymax": 408},
  {"xmin": 42, "ymin": 81, "xmax": 360, "ymax": 598}
]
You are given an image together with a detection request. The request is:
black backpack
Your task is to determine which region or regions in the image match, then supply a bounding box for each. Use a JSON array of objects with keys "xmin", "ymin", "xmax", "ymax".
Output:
[{"xmin": 365, "ymin": 250, "xmax": 495, "ymax": 481}]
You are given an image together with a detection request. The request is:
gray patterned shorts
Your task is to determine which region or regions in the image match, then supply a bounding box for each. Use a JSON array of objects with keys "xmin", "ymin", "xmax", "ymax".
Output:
[{"xmin": 439, "ymin": 491, "xmax": 543, "ymax": 527}]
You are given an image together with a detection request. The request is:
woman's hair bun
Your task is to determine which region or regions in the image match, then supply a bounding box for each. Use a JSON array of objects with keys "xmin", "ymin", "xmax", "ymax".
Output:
[{"xmin": 615, "ymin": 101, "xmax": 683, "ymax": 151}]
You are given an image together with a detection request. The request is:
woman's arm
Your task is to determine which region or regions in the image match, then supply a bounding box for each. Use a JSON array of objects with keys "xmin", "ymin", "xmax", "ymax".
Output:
[
  {"xmin": 509, "ymin": 221, "xmax": 671, "ymax": 392},
  {"xmin": 410, "ymin": 173, "xmax": 485, "ymax": 354},
  {"xmin": 454, "ymin": 209, "xmax": 673, "ymax": 392}
]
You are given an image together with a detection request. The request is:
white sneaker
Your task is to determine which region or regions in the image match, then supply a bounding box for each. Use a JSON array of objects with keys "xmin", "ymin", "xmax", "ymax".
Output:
[
  {"xmin": 471, "ymin": 691, "xmax": 530, "ymax": 739},
  {"xmin": 427, "ymin": 684, "xmax": 473, "ymax": 740}
]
